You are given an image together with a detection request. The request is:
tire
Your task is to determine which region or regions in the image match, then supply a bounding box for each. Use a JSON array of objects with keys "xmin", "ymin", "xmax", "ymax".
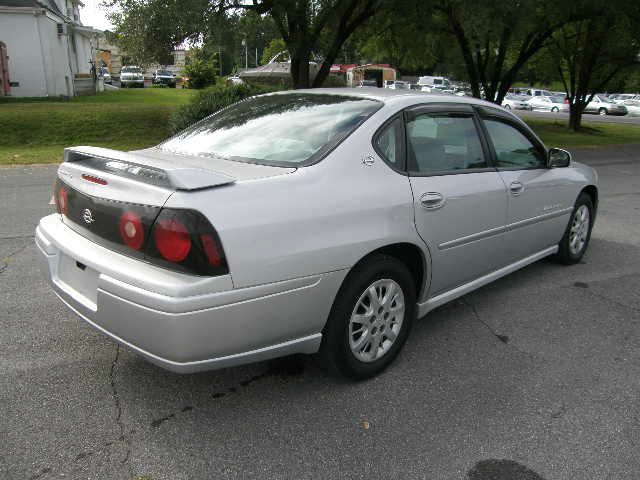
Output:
[
  {"xmin": 319, "ymin": 254, "xmax": 416, "ymax": 380},
  {"xmin": 599, "ymin": 108, "xmax": 607, "ymax": 116},
  {"xmin": 551, "ymin": 106, "xmax": 559, "ymax": 113},
  {"xmin": 554, "ymin": 193, "xmax": 594, "ymax": 264},
  {"xmin": 504, "ymin": 104, "xmax": 511, "ymax": 110}
]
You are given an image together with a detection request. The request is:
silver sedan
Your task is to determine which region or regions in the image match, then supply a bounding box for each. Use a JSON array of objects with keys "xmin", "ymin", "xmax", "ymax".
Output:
[{"xmin": 36, "ymin": 89, "xmax": 598, "ymax": 379}]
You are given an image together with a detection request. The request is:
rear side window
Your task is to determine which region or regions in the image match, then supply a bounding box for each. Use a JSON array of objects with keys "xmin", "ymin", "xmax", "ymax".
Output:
[
  {"xmin": 483, "ymin": 119, "xmax": 546, "ymax": 169},
  {"xmin": 406, "ymin": 112, "xmax": 487, "ymax": 173},
  {"xmin": 161, "ymin": 93, "xmax": 382, "ymax": 166},
  {"xmin": 375, "ymin": 117, "xmax": 403, "ymax": 167}
]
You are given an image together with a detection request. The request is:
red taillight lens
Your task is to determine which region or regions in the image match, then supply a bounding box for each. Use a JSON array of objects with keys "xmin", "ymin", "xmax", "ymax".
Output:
[
  {"xmin": 153, "ymin": 218, "xmax": 192, "ymax": 262},
  {"xmin": 56, "ymin": 184, "xmax": 68, "ymax": 215},
  {"xmin": 200, "ymin": 234, "xmax": 222, "ymax": 267},
  {"xmin": 119, "ymin": 211, "xmax": 144, "ymax": 250}
]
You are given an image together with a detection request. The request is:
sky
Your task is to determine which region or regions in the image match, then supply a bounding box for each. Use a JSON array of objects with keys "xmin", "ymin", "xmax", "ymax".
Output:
[{"xmin": 79, "ymin": 0, "xmax": 115, "ymax": 31}]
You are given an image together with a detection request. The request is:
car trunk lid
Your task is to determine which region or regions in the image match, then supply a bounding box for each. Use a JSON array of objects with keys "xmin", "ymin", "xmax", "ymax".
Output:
[{"xmin": 55, "ymin": 146, "xmax": 295, "ymax": 264}]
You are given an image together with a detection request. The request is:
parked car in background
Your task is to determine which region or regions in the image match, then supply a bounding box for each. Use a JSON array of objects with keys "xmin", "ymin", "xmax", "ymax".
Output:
[
  {"xmin": 620, "ymin": 100, "xmax": 640, "ymax": 116},
  {"xmin": 525, "ymin": 88, "xmax": 554, "ymax": 97},
  {"xmin": 120, "ymin": 66, "xmax": 144, "ymax": 88},
  {"xmin": 528, "ymin": 96, "xmax": 569, "ymax": 113},
  {"xmin": 584, "ymin": 95, "xmax": 627, "ymax": 116},
  {"xmin": 358, "ymin": 79, "xmax": 379, "ymax": 88},
  {"xmin": 37, "ymin": 89, "xmax": 598, "ymax": 379},
  {"xmin": 152, "ymin": 69, "xmax": 177, "ymax": 87},
  {"xmin": 502, "ymin": 95, "xmax": 531, "ymax": 110},
  {"xmin": 226, "ymin": 75, "xmax": 244, "ymax": 86},
  {"xmin": 609, "ymin": 94, "xmax": 639, "ymax": 104},
  {"xmin": 384, "ymin": 80, "xmax": 410, "ymax": 90},
  {"xmin": 99, "ymin": 67, "xmax": 112, "ymax": 85},
  {"xmin": 417, "ymin": 76, "xmax": 451, "ymax": 90}
]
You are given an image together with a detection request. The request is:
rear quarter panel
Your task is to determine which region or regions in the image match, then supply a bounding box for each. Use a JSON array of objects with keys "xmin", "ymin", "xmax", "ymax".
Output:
[{"xmin": 164, "ymin": 106, "xmax": 425, "ymax": 290}]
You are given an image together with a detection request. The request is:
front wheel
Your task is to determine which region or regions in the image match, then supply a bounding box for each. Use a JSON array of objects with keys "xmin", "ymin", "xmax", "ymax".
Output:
[
  {"xmin": 599, "ymin": 108, "xmax": 608, "ymax": 116},
  {"xmin": 555, "ymin": 193, "xmax": 594, "ymax": 264},
  {"xmin": 551, "ymin": 106, "xmax": 559, "ymax": 113},
  {"xmin": 504, "ymin": 104, "xmax": 511, "ymax": 110},
  {"xmin": 319, "ymin": 254, "xmax": 416, "ymax": 380}
]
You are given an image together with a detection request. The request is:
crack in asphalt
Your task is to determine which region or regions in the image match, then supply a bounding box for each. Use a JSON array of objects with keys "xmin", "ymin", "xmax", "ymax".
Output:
[
  {"xmin": 0, "ymin": 233, "xmax": 35, "ymax": 241},
  {"xmin": 109, "ymin": 345, "xmax": 133, "ymax": 475},
  {"xmin": 150, "ymin": 357, "xmax": 306, "ymax": 430},
  {"xmin": 28, "ymin": 467, "xmax": 52, "ymax": 480},
  {"xmin": 461, "ymin": 297, "xmax": 531, "ymax": 357},
  {"xmin": 0, "ymin": 243, "xmax": 30, "ymax": 274},
  {"xmin": 584, "ymin": 289, "xmax": 640, "ymax": 314}
]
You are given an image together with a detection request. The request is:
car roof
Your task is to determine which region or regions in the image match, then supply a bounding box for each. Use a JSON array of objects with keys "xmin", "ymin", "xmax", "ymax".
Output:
[{"xmin": 271, "ymin": 87, "xmax": 498, "ymax": 109}]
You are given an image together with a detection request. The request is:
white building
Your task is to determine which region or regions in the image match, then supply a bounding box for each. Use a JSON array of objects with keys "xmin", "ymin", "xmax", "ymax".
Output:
[{"xmin": 0, "ymin": 0, "xmax": 102, "ymax": 97}]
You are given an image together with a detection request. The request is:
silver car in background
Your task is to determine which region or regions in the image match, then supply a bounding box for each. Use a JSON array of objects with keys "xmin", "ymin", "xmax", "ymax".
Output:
[
  {"xmin": 528, "ymin": 95, "xmax": 569, "ymax": 113},
  {"xmin": 120, "ymin": 66, "xmax": 144, "ymax": 88},
  {"xmin": 36, "ymin": 89, "xmax": 598, "ymax": 379},
  {"xmin": 502, "ymin": 95, "xmax": 531, "ymax": 110},
  {"xmin": 584, "ymin": 94, "xmax": 627, "ymax": 116}
]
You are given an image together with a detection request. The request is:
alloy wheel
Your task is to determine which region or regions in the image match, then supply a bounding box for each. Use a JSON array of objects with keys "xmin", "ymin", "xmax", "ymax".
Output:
[
  {"xmin": 569, "ymin": 205, "xmax": 590, "ymax": 255},
  {"xmin": 348, "ymin": 279, "xmax": 405, "ymax": 363}
]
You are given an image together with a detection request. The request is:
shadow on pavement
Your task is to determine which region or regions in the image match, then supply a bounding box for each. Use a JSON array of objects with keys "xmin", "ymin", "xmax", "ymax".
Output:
[{"xmin": 468, "ymin": 459, "xmax": 547, "ymax": 480}]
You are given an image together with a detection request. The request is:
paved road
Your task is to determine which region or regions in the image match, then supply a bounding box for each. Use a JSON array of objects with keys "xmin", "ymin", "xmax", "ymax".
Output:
[
  {"xmin": 515, "ymin": 109, "xmax": 640, "ymax": 125},
  {"xmin": 2, "ymin": 147, "xmax": 640, "ymax": 480}
]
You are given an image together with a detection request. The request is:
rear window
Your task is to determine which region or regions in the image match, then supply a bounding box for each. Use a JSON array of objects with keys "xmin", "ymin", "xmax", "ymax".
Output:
[{"xmin": 161, "ymin": 93, "xmax": 382, "ymax": 166}]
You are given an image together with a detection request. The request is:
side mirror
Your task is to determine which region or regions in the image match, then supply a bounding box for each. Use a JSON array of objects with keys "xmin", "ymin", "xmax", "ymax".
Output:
[{"xmin": 548, "ymin": 147, "xmax": 571, "ymax": 168}]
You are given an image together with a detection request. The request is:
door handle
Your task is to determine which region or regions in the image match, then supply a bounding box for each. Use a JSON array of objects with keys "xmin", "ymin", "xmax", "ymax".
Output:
[
  {"xmin": 509, "ymin": 181, "xmax": 524, "ymax": 195},
  {"xmin": 420, "ymin": 192, "xmax": 446, "ymax": 210}
]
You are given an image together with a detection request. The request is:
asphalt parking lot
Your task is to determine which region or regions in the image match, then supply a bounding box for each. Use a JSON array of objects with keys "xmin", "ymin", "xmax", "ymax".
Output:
[{"xmin": 1, "ymin": 145, "xmax": 639, "ymax": 480}]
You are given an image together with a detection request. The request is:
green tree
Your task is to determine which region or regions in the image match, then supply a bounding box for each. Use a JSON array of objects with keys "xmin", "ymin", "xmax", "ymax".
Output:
[
  {"xmin": 435, "ymin": 0, "xmax": 573, "ymax": 103},
  {"xmin": 261, "ymin": 38, "xmax": 286, "ymax": 65},
  {"xmin": 104, "ymin": 0, "xmax": 383, "ymax": 88},
  {"xmin": 551, "ymin": 0, "xmax": 640, "ymax": 130}
]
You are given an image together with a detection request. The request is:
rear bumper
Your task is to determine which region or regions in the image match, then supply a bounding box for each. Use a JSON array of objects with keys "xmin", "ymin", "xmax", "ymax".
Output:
[{"xmin": 36, "ymin": 214, "xmax": 345, "ymax": 373}]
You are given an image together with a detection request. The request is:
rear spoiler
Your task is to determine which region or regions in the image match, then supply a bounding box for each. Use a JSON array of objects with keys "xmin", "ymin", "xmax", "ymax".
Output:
[{"xmin": 64, "ymin": 146, "xmax": 236, "ymax": 191}]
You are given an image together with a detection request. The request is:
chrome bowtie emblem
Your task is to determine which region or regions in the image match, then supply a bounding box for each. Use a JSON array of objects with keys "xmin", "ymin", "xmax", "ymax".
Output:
[{"xmin": 82, "ymin": 208, "xmax": 95, "ymax": 224}]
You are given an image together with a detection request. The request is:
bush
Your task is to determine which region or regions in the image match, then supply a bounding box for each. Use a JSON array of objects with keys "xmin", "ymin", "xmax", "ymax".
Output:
[
  {"xmin": 169, "ymin": 83, "xmax": 271, "ymax": 133},
  {"xmin": 183, "ymin": 60, "xmax": 217, "ymax": 89}
]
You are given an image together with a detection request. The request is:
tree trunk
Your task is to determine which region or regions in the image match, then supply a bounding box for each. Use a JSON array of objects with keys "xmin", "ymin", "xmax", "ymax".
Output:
[
  {"xmin": 290, "ymin": 52, "xmax": 311, "ymax": 89},
  {"xmin": 569, "ymin": 104, "xmax": 583, "ymax": 131}
]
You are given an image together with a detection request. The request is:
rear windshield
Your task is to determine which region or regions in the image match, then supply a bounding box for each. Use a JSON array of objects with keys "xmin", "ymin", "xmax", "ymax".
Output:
[{"xmin": 160, "ymin": 93, "xmax": 382, "ymax": 166}]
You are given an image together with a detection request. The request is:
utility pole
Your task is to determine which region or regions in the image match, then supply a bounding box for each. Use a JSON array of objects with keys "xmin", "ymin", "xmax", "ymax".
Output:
[
  {"xmin": 255, "ymin": 47, "xmax": 258, "ymax": 66},
  {"xmin": 242, "ymin": 39, "xmax": 247, "ymax": 69}
]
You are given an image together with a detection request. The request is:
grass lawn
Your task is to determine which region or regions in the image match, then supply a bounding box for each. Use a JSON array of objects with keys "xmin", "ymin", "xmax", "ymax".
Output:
[
  {"xmin": 0, "ymin": 88, "xmax": 638, "ymax": 165},
  {"xmin": 0, "ymin": 89, "xmax": 195, "ymax": 165},
  {"xmin": 523, "ymin": 119, "xmax": 640, "ymax": 149}
]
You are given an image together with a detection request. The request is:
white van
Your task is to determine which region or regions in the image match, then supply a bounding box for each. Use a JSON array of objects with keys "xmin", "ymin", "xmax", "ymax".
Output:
[{"xmin": 417, "ymin": 76, "xmax": 450, "ymax": 89}]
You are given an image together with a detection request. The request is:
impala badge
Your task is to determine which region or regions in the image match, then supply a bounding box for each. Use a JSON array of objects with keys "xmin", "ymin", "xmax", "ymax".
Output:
[{"xmin": 82, "ymin": 208, "xmax": 95, "ymax": 224}]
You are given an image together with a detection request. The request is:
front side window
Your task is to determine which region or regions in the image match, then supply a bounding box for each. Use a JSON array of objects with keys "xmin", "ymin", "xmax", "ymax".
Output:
[
  {"xmin": 406, "ymin": 112, "xmax": 487, "ymax": 173},
  {"xmin": 161, "ymin": 94, "xmax": 381, "ymax": 166},
  {"xmin": 483, "ymin": 119, "xmax": 545, "ymax": 169}
]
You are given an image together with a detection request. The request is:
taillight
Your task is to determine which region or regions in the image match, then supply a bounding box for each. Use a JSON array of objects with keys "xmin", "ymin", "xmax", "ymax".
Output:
[
  {"xmin": 153, "ymin": 218, "xmax": 192, "ymax": 262},
  {"xmin": 200, "ymin": 234, "xmax": 222, "ymax": 267},
  {"xmin": 54, "ymin": 180, "xmax": 69, "ymax": 216},
  {"xmin": 147, "ymin": 208, "xmax": 228, "ymax": 276},
  {"xmin": 119, "ymin": 211, "xmax": 144, "ymax": 250},
  {"xmin": 53, "ymin": 179, "xmax": 227, "ymax": 277}
]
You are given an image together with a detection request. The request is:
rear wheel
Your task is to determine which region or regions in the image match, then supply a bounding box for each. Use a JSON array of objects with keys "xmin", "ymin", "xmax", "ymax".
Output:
[
  {"xmin": 598, "ymin": 108, "xmax": 608, "ymax": 116},
  {"xmin": 320, "ymin": 254, "xmax": 415, "ymax": 380},
  {"xmin": 555, "ymin": 193, "xmax": 594, "ymax": 264},
  {"xmin": 551, "ymin": 106, "xmax": 559, "ymax": 113}
]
